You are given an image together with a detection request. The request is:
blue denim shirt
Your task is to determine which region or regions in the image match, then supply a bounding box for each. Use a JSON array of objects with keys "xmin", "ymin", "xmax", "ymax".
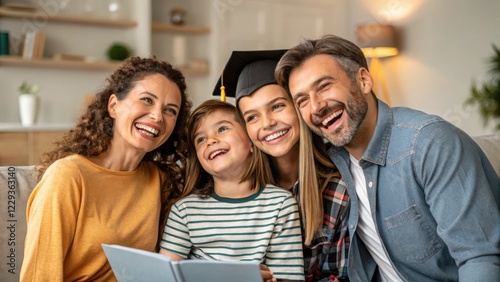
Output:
[{"xmin": 328, "ymin": 100, "xmax": 500, "ymax": 282}]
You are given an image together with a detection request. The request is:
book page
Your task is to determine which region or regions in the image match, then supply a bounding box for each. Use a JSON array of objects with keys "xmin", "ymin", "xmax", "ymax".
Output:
[
  {"xmin": 103, "ymin": 244, "xmax": 262, "ymax": 282},
  {"xmin": 174, "ymin": 260, "xmax": 261, "ymax": 282},
  {"xmin": 102, "ymin": 244, "xmax": 180, "ymax": 282}
]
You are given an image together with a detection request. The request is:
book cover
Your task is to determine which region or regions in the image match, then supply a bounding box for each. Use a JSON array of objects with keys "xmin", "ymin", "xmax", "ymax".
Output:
[
  {"xmin": 21, "ymin": 31, "xmax": 36, "ymax": 59},
  {"xmin": 102, "ymin": 244, "xmax": 262, "ymax": 282},
  {"xmin": 32, "ymin": 31, "xmax": 46, "ymax": 59}
]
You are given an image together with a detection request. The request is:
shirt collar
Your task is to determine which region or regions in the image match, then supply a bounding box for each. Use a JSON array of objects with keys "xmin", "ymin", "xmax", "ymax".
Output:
[{"xmin": 362, "ymin": 99, "xmax": 392, "ymax": 166}]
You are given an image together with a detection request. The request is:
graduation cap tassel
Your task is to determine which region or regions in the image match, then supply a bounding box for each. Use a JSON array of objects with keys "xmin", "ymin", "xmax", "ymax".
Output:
[
  {"xmin": 220, "ymin": 74, "xmax": 226, "ymax": 102},
  {"xmin": 220, "ymin": 85, "xmax": 226, "ymax": 102}
]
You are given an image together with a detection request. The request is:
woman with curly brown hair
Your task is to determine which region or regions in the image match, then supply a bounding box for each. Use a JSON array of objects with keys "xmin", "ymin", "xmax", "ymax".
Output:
[{"xmin": 20, "ymin": 56, "xmax": 192, "ymax": 282}]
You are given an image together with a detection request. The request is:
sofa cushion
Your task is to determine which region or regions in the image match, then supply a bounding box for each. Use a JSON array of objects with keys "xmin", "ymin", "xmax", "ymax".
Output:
[
  {"xmin": 0, "ymin": 166, "xmax": 37, "ymax": 282},
  {"xmin": 472, "ymin": 134, "xmax": 500, "ymax": 176}
]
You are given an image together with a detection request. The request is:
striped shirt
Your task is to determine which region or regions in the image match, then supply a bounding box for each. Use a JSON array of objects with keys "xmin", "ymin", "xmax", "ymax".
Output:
[
  {"xmin": 161, "ymin": 184, "xmax": 305, "ymax": 281},
  {"xmin": 292, "ymin": 177, "xmax": 350, "ymax": 281}
]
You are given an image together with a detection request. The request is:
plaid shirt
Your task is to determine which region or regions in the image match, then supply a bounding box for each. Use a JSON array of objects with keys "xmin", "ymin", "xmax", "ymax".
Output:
[{"xmin": 291, "ymin": 176, "xmax": 350, "ymax": 281}]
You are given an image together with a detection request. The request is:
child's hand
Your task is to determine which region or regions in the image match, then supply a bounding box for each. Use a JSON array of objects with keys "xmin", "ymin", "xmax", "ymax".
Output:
[{"xmin": 260, "ymin": 264, "xmax": 277, "ymax": 282}]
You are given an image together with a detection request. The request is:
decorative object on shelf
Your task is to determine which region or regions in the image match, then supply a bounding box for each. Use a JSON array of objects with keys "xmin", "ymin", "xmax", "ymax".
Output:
[
  {"xmin": 20, "ymin": 30, "xmax": 45, "ymax": 59},
  {"xmin": 0, "ymin": 30, "xmax": 8, "ymax": 55},
  {"xmin": 106, "ymin": 0, "xmax": 126, "ymax": 20},
  {"xmin": 172, "ymin": 35, "xmax": 187, "ymax": 66},
  {"xmin": 18, "ymin": 81, "xmax": 39, "ymax": 127},
  {"xmin": 465, "ymin": 44, "xmax": 500, "ymax": 131},
  {"xmin": 79, "ymin": 0, "xmax": 100, "ymax": 18},
  {"xmin": 106, "ymin": 42, "xmax": 132, "ymax": 61},
  {"xmin": 170, "ymin": 7, "xmax": 186, "ymax": 25}
]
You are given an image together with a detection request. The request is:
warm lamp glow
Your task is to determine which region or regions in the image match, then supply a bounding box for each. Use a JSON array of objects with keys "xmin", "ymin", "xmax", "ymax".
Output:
[
  {"xmin": 361, "ymin": 47, "xmax": 398, "ymax": 58},
  {"xmin": 356, "ymin": 24, "xmax": 398, "ymax": 58},
  {"xmin": 361, "ymin": 0, "xmax": 422, "ymax": 21}
]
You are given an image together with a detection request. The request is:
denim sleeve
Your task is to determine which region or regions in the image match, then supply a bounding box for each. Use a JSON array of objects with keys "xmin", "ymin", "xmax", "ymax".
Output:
[{"xmin": 412, "ymin": 121, "xmax": 500, "ymax": 281}]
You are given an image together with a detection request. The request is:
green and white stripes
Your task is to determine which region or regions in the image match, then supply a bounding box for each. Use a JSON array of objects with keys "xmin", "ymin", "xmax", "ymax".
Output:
[{"xmin": 161, "ymin": 184, "xmax": 305, "ymax": 281}]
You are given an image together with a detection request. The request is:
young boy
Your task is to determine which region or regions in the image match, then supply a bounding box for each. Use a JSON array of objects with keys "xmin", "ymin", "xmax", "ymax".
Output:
[{"xmin": 160, "ymin": 100, "xmax": 305, "ymax": 282}]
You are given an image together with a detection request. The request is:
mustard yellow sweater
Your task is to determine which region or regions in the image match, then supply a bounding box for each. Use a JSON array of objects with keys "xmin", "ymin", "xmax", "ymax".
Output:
[{"xmin": 21, "ymin": 154, "xmax": 162, "ymax": 281}]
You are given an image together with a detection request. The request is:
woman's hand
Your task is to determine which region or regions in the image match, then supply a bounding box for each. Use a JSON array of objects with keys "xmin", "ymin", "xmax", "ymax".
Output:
[{"xmin": 260, "ymin": 264, "xmax": 277, "ymax": 282}]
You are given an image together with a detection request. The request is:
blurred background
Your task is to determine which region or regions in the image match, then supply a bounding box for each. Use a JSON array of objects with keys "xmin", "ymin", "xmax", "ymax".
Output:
[{"xmin": 0, "ymin": 0, "xmax": 499, "ymax": 137}]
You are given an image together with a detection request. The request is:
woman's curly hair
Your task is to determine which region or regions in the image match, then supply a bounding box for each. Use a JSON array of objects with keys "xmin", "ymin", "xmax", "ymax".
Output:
[{"xmin": 36, "ymin": 56, "xmax": 192, "ymax": 251}]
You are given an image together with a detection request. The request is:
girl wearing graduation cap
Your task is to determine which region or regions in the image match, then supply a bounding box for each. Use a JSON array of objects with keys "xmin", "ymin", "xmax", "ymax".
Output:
[{"xmin": 213, "ymin": 50, "xmax": 350, "ymax": 282}]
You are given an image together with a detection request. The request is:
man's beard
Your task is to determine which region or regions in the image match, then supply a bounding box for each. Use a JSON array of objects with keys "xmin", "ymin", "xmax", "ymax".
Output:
[{"xmin": 313, "ymin": 87, "xmax": 368, "ymax": 147}]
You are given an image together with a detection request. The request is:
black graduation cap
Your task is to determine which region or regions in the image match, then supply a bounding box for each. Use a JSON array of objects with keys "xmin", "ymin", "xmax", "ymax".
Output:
[{"xmin": 213, "ymin": 49, "xmax": 287, "ymax": 104}]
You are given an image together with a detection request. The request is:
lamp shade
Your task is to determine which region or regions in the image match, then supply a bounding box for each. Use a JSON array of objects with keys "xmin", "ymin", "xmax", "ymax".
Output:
[{"xmin": 356, "ymin": 23, "xmax": 398, "ymax": 58}]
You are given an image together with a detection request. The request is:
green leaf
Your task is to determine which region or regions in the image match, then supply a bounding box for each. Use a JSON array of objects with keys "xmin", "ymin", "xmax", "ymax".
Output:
[
  {"xmin": 465, "ymin": 44, "xmax": 500, "ymax": 131},
  {"xmin": 18, "ymin": 81, "xmax": 39, "ymax": 94}
]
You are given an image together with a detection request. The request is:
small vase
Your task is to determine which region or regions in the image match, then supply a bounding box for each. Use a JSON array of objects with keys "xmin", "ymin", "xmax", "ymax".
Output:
[
  {"xmin": 79, "ymin": 0, "xmax": 100, "ymax": 17},
  {"xmin": 107, "ymin": 0, "xmax": 126, "ymax": 20},
  {"xmin": 18, "ymin": 94, "xmax": 38, "ymax": 126},
  {"xmin": 170, "ymin": 7, "xmax": 186, "ymax": 25}
]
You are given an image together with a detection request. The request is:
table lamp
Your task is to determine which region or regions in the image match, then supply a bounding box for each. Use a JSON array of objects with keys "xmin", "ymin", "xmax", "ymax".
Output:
[{"xmin": 356, "ymin": 23, "xmax": 399, "ymax": 105}]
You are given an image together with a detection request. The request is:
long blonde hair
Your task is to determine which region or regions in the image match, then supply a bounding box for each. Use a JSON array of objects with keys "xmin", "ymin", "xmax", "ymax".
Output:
[{"xmin": 297, "ymin": 107, "xmax": 339, "ymax": 246}]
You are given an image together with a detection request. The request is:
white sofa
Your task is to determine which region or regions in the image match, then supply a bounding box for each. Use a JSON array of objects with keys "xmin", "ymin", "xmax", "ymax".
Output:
[
  {"xmin": 0, "ymin": 134, "xmax": 498, "ymax": 282},
  {"xmin": 472, "ymin": 134, "xmax": 500, "ymax": 176}
]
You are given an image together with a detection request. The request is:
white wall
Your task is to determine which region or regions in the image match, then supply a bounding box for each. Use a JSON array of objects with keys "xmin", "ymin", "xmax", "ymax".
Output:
[
  {"xmin": 344, "ymin": 0, "xmax": 500, "ymax": 136},
  {"xmin": 210, "ymin": 0, "xmax": 347, "ymax": 105}
]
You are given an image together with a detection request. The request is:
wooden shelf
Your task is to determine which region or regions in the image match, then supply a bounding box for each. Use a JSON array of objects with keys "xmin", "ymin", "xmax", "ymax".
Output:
[
  {"xmin": 177, "ymin": 65, "xmax": 209, "ymax": 75},
  {"xmin": 152, "ymin": 23, "xmax": 210, "ymax": 34},
  {"xmin": 0, "ymin": 56, "xmax": 122, "ymax": 70},
  {"xmin": 0, "ymin": 7, "xmax": 137, "ymax": 28},
  {"xmin": 0, "ymin": 56, "xmax": 209, "ymax": 74}
]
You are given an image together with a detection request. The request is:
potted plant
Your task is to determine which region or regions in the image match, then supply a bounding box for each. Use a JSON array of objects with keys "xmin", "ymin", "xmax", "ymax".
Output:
[
  {"xmin": 106, "ymin": 42, "xmax": 132, "ymax": 61},
  {"xmin": 465, "ymin": 44, "xmax": 500, "ymax": 131},
  {"xmin": 18, "ymin": 81, "xmax": 39, "ymax": 126}
]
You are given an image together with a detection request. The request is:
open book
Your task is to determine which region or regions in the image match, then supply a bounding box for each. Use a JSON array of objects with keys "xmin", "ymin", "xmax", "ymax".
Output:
[{"xmin": 102, "ymin": 244, "xmax": 262, "ymax": 282}]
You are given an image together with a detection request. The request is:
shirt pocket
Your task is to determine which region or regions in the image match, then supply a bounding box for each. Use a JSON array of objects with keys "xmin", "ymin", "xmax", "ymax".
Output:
[{"xmin": 384, "ymin": 205, "xmax": 442, "ymax": 263}]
